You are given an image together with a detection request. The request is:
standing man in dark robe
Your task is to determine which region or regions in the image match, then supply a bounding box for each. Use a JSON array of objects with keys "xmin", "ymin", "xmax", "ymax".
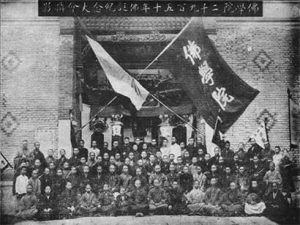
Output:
[
  {"xmin": 107, "ymin": 164, "xmax": 121, "ymax": 193},
  {"xmin": 236, "ymin": 142, "xmax": 248, "ymax": 165},
  {"xmin": 111, "ymin": 140, "xmax": 122, "ymax": 157},
  {"xmin": 221, "ymin": 141, "xmax": 234, "ymax": 164},
  {"xmin": 30, "ymin": 142, "xmax": 46, "ymax": 169},
  {"xmin": 210, "ymin": 147, "xmax": 221, "ymax": 166},
  {"xmin": 68, "ymin": 148, "xmax": 80, "ymax": 168},
  {"xmin": 249, "ymin": 155, "xmax": 266, "ymax": 184},
  {"xmin": 122, "ymin": 137, "xmax": 132, "ymax": 159},
  {"xmin": 14, "ymin": 140, "xmax": 32, "ymax": 170},
  {"xmin": 78, "ymin": 140, "xmax": 88, "ymax": 161},
  {"xmin": 179, "ymin": 166, "xmax": 194, "ymax": 194},
  {"xmin": 148, "ymin": 139, "xmax": 159, "ymax": 156},
  {"xmin": 186, "ymin": 138, "xmax": 197, "ymax": 158},
  {"xmin": 247, "ymin": 138, "xmax": 263, "ymax": 162},
  {"xmin": 196, "ymin": 136, "xmax": 207, "ymax": 154},
  {"xmin": 57, "ymin": 149, "xmax": 68, "ymax": 169}
]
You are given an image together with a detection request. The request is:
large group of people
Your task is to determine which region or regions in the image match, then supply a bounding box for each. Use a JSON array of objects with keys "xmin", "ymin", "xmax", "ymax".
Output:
[{"xmin": 13, "ymin": 136, "xmax": 296, "ymax": 221}]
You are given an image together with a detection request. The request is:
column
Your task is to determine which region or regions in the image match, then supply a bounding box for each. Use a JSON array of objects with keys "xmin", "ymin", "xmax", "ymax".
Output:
[
  {"xmin": 111, "ymin": 114, "xmax": 123, "ymax": 145},
  {"xmin": 159, "ymin": 114, "xmax": 174, "ymax": 144}
]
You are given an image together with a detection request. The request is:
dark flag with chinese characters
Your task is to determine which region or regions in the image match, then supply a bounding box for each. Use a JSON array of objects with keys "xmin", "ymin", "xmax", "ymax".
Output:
[{"xmin": 159, "ymin": 17, "xmax": 259, "ymax": 132}]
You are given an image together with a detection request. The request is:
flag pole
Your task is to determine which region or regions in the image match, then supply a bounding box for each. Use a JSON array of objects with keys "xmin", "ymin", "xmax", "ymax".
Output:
[
  {"xmin": 0, "ymin": 152, "xmax": 13, "ymax": 169},
  {"xmin": 264, "ymin": 117, "xmax": 269, "ymax": 144},
  {"xmin": 138, "ymin": 17, "xmax": 194, "ymax": 75},
  {"xmin": 287, "ymin": 88, "xmax": 292, "ymax": 148}
]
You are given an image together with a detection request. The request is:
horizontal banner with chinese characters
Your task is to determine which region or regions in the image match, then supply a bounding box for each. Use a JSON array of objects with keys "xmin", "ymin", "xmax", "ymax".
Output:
[{"xmin": 38, "ymin": 0, "xmax": 263, "ymax": 17}]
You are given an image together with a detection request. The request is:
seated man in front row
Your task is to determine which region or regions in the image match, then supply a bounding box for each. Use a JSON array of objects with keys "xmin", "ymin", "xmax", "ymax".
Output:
[
  {"xmin": 97, "ymin": 183, "xmax": 116, "ymax": 216},
  {"xmin": 264, "ymin": 182, "xmax": 289, "ymax": 218},
  {"xmin": 37, "ymin": 185, "xmax": 56, "ymax": 220},
  {"xmin": 58, "ymin": 181, "xmax": 78, "ymax": 219},
  {"xmin": 116, "ymin": 187, "xmax": 131, "ymax": 216},
  {"xmin": 167, "ymin": 181, "xmax": 188, "ymax": 215},
  {"xmin": 220, "ymin": 181, "xmax": 244, "ymax": 216},
  {"xmin": 148, "ymin": 178, "xmax": 168, "ymax": 215},
  {"xmin": 130, "ymin": 179, "xmax": 149, "ymax": 217},
  {"xmin": 16, "ymin": 184, "xmax": 38, "ymax": 220},
  {"xmin": 78, "ymin": 184, "xmax": 98, "ymax": 216},
  {"xmin": 185, "ymin": 180, "xmax": 205, "ymax": 215},
  {"xmin": 201, "ymin": 178, "xmax": 222, "ymax": 216}
]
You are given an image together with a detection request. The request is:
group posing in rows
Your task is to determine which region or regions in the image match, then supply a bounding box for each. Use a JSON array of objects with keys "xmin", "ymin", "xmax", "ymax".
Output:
[{"xmin": 13, "ymin": 136, "xmax": 296, "ymax": 220}]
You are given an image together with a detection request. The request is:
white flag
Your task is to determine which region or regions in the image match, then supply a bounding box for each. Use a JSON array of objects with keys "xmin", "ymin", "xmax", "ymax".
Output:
[
  {"xmin": 86, "ymin": 35, "xmax": 149, "ymax": 110},
  {"xmin": 250, "ymin": 122, "xmax": 267, "ymax": 148}
]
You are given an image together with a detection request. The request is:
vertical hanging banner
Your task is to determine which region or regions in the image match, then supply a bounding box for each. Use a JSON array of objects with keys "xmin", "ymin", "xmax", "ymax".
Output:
[
  {"xmin": 159, "ymin": 17, "xmax": 259, "ymax": 133},
  {"xmin": 289, "ymin": 96, "xmax": 300, "ymax": 147}
]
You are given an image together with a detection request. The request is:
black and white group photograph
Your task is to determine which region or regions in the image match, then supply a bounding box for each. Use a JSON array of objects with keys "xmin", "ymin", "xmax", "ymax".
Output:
[{"xmin": 0, "ymin": 0, "xmax": 299, "ymax": 224}]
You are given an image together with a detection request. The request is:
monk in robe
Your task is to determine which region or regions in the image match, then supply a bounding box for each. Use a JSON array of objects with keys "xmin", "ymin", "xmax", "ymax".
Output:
[
  {"xmin": 179, "ymin": 166, "xmax": 194, "ymax": 194},
  {"xmin": 263, "ymin": 162, "xmax": 282, "ymax": 196},
  {"xmin": 37, "ymin": 186, "xmax": 56, "ymax": 220},
  {"xmin": 79, "ymin": 165, "xmax": 92, "ymax": 194},
  {"xmin": 28, "ymin": 169, "xmax": 41, "ymax": 197},
  {"xmin": 167, "ymin": 181, "xmax": 188, "ymax": 215},
  {"xmin": 92, "ymin": 165, "xmax": 107, "ymax": 193},
  {"xmin": 131, "ymin": 168, "xmax": 148, "ymax": 192},
  {"xmin": 220, "ymin": 182, "xmax": 244, "ymax": 216},
  {"xmin": 58, "ymin": 181, "xmax": 78, "ymax": 219},
  {"xmin": 78, "ymin": 184, "xmax": 98, "ymax": 216},
  {"xmin": 236, "ymin": 166, "xmax": 250, "ymax": 199},
  {"xmin": 116, "ymin": 187, "xmax": 131, "ymax": 216},
  {"xmin": 97, "ymin": 183, "xmax": 116, "ymax": 216},
  {"xmin": 130, "ymin": 179, "xmax": 149, "ymax": 217},
  {"xmin": 202, "ymin": 178, "xmax": 222, "ymax": 216},
  {"xmin": 219, "ymin": 166, "xmax": 237, "ymax": 191},
  {"xmin": 244, "ymin": 180, "xmax": 266, "ymax": 215},
  {"xmin": 149, "ymin": 165, "xmax": 167, "ymax": 189},
  {"xmin": 52, "ymin": 168, "xmax": 66, "ymax": 197},
  {"xmin": 192, "ymin": 166, "xmax": 207, "ymax": 192},
  {"xmin": 265, "ymin": 182, "xmax": 289, "ymax": 218},
  {"xmin": 249, "ymin": 156, "xmax": 265, "ymax": 184},
  {"xmin": 65, "ymin": 166, "xmax": 80, "ymax": 193},
  {"xmin": 119, "ymin": 165, "xmax": 132, "ymax": 190},
  {"xmin": 107, "ymin": 164, "xmax": 121, "ymax": 193},
  {"xmin": 16, "ymin": 184, "xmax": 38, "ymax": 219},
  {"xmin": 148, "ymin": 179, "xmax": 169, "ymax": 215},
  {"xmin": 39, "ymin": 168, "xmax": 52, "ymax": 195},
  {"xmin": 166, "ymin": 164, "xmax": 180, "ymax": 188},
  {"xmin": 185, "ymin": 180, "xmax": 205, "ymax": 214}
]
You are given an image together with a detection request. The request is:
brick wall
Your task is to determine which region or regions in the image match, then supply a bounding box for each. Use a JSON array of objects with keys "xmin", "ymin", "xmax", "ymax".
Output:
[
  {"xmin": 214, "ymin": 21, "xmax": 299, "ymax": 163},
  {"xmin": 0, "ymin": 1, "xmax": 61, "ymax": 161}
]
